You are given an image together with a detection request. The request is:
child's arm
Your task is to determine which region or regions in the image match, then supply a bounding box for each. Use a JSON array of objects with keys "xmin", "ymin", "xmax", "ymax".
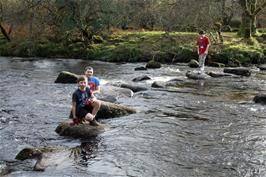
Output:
[{"xmin": 72, "ymin": 101, "xmax": 77, "ymax": 119}]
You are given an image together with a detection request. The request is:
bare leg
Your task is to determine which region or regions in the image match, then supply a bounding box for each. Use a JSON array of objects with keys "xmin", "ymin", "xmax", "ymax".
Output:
[
  {"xmin": 199, "ymin": 54, "xmax": 207, "ymax": 74},
  {"xmin": 91, "ymin": 100, "xmax": 101, "ymax": 117}
]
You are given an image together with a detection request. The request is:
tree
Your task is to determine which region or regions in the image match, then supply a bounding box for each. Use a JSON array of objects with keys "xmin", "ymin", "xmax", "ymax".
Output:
[{"xmin": 239, "ymin": 0, "xmax": 266, "ymax": 38}]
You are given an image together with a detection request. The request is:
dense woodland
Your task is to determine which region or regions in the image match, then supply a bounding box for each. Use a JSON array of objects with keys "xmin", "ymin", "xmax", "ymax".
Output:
[{"xmin": 0, "ymin": 0, "xmax": 266, "ymax": 65}]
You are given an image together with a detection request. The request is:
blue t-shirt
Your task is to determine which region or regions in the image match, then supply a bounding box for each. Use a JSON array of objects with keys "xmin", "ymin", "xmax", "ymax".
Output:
[
  {"xmin": 72, "ymin": 87, "xmax": 92, "ymax": 109},
  {"xmin": 87, "ymin": 76, "xmax": 100, "ymax": 92}
]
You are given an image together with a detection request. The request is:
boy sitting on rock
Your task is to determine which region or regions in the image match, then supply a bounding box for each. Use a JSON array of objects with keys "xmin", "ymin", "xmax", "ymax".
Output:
[{"xmin": 71, "ymin": 75, "xmax": 101, "ymax": 126}]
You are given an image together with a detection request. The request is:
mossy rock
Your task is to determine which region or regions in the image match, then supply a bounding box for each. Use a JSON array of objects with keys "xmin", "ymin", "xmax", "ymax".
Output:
[
  {"xmin": 54, "ymin": 71, "xmax": 79, "ymax": 83},
  {"xmin": 146, "ymin": 60, "xmax": 161, "ymax": 69},
  {"xmin": 188, "ymin": 59, "xmax": 199, "ymax": 68},
  {"xmin": 92, "ymin": 35, "xmax": 104, "ymax": 44},
  {"xmin": 208, "ymin": 62, "xmax": 225, "ymax": 68}
]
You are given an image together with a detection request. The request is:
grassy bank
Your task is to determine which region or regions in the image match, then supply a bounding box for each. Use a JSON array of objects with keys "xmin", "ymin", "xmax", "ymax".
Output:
[{"xmin": 0, "ymin": 31, "xmax": 265, "ymax": 66}]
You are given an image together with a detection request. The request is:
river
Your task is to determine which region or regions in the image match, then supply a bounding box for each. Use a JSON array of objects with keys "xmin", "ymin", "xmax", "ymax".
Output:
[{"xmin": 0, "ymin": 56, "xmax": 266, "ymax": 177}]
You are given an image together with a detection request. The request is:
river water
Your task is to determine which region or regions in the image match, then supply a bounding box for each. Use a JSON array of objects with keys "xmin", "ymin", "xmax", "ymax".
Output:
[{"xmin": 0, "ymin": 56, "xmax": 266, "ymax": 177}]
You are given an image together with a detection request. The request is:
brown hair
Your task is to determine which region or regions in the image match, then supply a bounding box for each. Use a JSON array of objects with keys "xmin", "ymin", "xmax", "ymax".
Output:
[
  {"xmin": 77, "ymin": 75, "xmax": 87, "ymax": 83},
  {"xmin": 85, "ymin": 66, "xmax": 93, "ymax": 71}
]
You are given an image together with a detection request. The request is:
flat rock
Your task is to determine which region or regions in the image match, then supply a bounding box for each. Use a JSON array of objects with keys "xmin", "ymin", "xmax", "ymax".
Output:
[
  {"xmin": 120, "ymin": 83, "xmax": 148, "ymax": 92},
  {"xmin": 224, "ymin": 67, "xmax": 251, "ymax": 77}
]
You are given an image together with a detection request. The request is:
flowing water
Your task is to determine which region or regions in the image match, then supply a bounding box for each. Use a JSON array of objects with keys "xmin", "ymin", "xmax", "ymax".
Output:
[{"xmin": 0, "ymin": 56, "xmax": 266, "ymax": 177}]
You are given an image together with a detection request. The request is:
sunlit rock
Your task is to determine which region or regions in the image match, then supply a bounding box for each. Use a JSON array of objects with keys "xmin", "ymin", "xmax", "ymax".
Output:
[
  {"xmin": 54, "ymin": 71, "xmax": 79, "ymax": 83},
  {"xmin": 188, "ymin": 59, "xmax": 199, "ymax": 68},
  {"xmin": 186, "ymin": 71, "xmax": 210, "ymax": 80},
  {"xmin": 151, "ymin": 81, "xmax": 165, "ymax": 88},
  {"xmin": 146, "ymin": 60, "xmax": 161, "ymax": 69},
  {"xmin": 224, "ymin": 67, "xmax": 251, "ymax": 77}
]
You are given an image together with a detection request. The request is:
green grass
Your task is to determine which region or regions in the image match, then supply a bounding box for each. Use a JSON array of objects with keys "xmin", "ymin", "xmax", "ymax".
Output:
[{"xmin": 0, "ymin": 30, "xmax": 265, "ymax": 65}]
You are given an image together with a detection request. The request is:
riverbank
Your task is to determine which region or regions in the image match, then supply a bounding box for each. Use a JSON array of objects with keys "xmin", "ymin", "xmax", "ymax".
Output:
[{"xmin": 0, "ymin": 31, "xmax": 265, "ymax": 66}]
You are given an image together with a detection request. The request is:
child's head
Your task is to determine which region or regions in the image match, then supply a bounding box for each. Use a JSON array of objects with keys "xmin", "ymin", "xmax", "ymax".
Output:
[
  {"xmin": 84, "ymin": 66, "xmax": 93, "ymax": 77},
  {"xmin": 77, "ymin": 75, "xmax": 88, "ymax": 88},
  {"xmin": 199, "ymin": 30, "xmax": 205, "ymax": 35}
]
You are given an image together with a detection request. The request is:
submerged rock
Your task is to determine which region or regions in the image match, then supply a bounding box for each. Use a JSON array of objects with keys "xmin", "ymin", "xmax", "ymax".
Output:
[
  {"xmin": 15, "ymin": 146, "xmax": 69, "ymax": 171},
  {"xmin": 120, "ymin": 83, "xmax": 148, "ymax": 92},
  {"xmin": 132, "ymin": 75, "xmax": 151, "ymax": 82},
  {"xmin": 224, "ymin": 67, "xmax": 251, "ymax": 77},
  {"xmin": 55, "ymin": 71, "xmax": 79, "ymax": 83},
  {"xmin": 253, "ymin": 94, "xmax": 266, "ymax": 104},
  {"xmin": 134, "ymin": 66, "xmax": 147, "ymax": 71}
]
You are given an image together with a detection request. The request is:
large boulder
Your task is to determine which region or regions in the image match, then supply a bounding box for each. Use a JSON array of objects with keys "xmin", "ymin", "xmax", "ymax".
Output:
[
  {"xmin": 55, "ymin": 120, "xmax": 105, "ymax": 138},
  {"xmin": 146, "ymin": 60, "xmax": 161, "ymax": 69},
  {"xmin": 96, "ymin": 101, "xmax": 136, "ymax": 119},
  {"xmin": 15, "ymin": 146, "xmax": 68, "ymax": 171},
  {"xmin": 253, "ymin": 94, "xmax": 266, "ymax": 104},
  {"xmin": 55, "ymin": 71, "xmax": 79, "ymax": 83},
  {"xmin": 69, "ymin": 101, "xmax": 136, "ymax": 120},
  {"xmin": 224, "ymin": 67, "xmax": 251, "ymax": 77}
]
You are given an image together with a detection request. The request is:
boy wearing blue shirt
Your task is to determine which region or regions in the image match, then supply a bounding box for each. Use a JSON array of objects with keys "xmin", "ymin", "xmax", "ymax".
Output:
[
  {"xmin": 84, "ymin": 66, "xmax": 100, "ymax": 95},
  {"xmin": 72, "ymin": 76, "xmax": 101, "ymax": 126}
]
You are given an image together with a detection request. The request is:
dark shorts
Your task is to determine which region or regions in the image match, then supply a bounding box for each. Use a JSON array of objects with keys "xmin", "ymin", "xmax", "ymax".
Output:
[{"xmin": 76, "ymin": 106, "xmax": 92, "ymax": 119}]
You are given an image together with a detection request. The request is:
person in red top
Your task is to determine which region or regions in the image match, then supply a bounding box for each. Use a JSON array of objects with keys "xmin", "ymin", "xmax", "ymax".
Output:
[{"xmin": 197, "ymin": 30, "xmax": 210, "ymax": 74}]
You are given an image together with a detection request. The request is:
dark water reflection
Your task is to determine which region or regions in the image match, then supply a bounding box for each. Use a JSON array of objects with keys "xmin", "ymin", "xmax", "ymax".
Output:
[{"xmin": 0, "ymin": 56, "xmax": 266, "ymax": 177}]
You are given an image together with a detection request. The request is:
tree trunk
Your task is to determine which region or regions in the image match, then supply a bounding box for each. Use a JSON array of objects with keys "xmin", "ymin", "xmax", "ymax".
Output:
[
  {"xmin": 251, "ymin": 15, "xmax": 256, "ymax": 35},
  {"xmin": 239, "ymin": 0, "xmax": 251, "ymax": 39},
  {"xmin": 0, "ymin": 23, "xmax": 11, "ymax": 41},
  {"xmin": 242, "ymin": 11, "xmax": 251, "ymax": 38},
  {"xmin": 250, "ymin": 0, "xmax": 257, "ymax": 35}
]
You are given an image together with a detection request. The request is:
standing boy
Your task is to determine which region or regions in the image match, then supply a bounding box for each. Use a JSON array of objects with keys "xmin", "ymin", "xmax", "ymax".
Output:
[
  {"xmin": 72, "ymin": 75, "xmax": 101, "ymax": 126},
  {"xmin": 197, "ymin": 30, "xmax": 210, "ymax": 74}
]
